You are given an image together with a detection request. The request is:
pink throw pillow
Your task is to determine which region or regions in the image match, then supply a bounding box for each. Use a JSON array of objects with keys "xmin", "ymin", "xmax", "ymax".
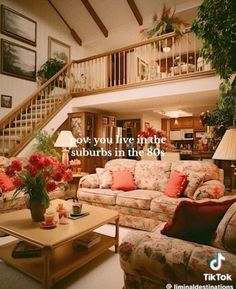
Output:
[
  {"xmin": 0, "ymin": 172, "xmax": 15, "ymax": 192},
  {"xmin": 165, "ymin": 171, "xmax": 187, "ymax": 198},
  {"xmin": 111, "ymin": 171, "xmax": 135, "ymax": 191}
]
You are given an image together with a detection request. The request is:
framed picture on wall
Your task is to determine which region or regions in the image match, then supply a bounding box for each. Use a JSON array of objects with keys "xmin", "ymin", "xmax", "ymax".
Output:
[
  {"xmin": 1, "ymin": 95, "xmax": 12, "ymax": 108},
  {"xmin": 1, "ymin": 39, "xmax": 36, "ymax": 81},
  {"xmin": 1, "ymin": 5, "xmax": 37, "ymax": 46},
  {"xmin": 48, "ymin": 37, "xmax": 71, "ymax": 63},
  {"xmin": 137, "ymin": 57, "xmax": 149, "ymax": 81}
]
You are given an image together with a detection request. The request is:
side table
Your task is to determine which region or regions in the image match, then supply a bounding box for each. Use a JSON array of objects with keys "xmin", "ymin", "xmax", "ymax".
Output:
[{"xmin": 66, "ymin": 172, "xmax": 89, "ymax": 200}]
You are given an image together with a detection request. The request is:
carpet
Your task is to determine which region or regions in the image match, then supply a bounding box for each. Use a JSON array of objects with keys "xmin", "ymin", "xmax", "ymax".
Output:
[{"xmin": 0, "ymin": 224, "xmax": 131, "ymax": 289}]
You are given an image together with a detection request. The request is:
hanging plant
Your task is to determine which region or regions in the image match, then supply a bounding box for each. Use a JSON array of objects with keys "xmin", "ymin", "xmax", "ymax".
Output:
[{"xmin": 141, "ymin": 5, "xmax": 188, "ymax": 50}]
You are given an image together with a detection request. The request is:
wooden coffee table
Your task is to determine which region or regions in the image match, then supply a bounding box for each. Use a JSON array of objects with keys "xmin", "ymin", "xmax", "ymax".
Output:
[{"xmin": 0, "ymin": 199, "xmax": 119, "ymax": 289}]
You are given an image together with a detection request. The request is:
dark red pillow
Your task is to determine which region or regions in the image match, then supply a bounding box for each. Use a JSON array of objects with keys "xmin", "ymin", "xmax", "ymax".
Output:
[
  {"xmin": 161, "ymin": 198, "xmax": 236, "ymax": 244},
  {"xmin": 0, "ymin": 171, "xmax": 15, "ymax": 192}
]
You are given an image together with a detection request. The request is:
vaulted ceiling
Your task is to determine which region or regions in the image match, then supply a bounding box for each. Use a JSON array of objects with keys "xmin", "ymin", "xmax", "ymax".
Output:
[
  {"xmin": 49, "ymin": 0, "xmax": 202, "ymax": 54},
  {"xmin": 49, "ymin": 0, "xmax": 217, "ymax": 116}
]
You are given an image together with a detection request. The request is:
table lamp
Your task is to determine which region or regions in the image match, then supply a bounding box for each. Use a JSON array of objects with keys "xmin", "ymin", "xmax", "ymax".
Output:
[
  {"xmin": 54, "ymin": 130, "xmax": 75, "ymax": 166},
  {"xmin": 213, "ymin": 127, "xmax": 236, "ymax": 190}
]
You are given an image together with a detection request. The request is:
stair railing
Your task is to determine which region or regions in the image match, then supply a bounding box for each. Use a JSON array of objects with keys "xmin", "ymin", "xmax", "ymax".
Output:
[{"xmin": 0, "ymin": 62, "xmax": 72, "ymax": 157}]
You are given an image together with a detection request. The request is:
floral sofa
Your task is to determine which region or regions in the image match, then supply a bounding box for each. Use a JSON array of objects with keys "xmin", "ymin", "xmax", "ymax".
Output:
[
  {"xmin": 119, "ymin": 197, "xmax": 236, "ymax": 288},
  {"xmin": 0, "ymin": 156, "xmax": 65, "ymax": 214},
  {"xmin": 78, "ymin": 159, "xmax": 225, "ymax": 231}
]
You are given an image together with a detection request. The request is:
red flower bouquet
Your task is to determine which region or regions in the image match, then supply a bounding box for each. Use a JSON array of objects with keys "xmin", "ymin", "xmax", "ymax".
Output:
[
  {"xmin": 138, "ymin": 127, "xmax": 167, "ymax": 139},
  {"xmin": 6, "ymin": 152, "xmax": 73, "ymax": 208}
]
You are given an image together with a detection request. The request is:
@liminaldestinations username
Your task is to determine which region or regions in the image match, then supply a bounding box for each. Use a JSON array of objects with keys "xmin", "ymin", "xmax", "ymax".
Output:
[{"xmin": 165, "ymin": 285, "xmax": 234, "ymax": 289}]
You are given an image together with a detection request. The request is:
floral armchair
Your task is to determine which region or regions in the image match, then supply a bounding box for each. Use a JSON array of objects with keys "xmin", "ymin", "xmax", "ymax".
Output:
[{"xmin": 119, "ymin": 199, "xmax": 236, "ymax": 288}]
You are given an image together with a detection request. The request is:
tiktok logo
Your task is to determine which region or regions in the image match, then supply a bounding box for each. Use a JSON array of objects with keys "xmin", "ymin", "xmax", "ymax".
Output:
[
  {"xmin": 209, "ymin": 252, "xmax": 225, "ymax": 271},
  {"xmin": 204, "ymin": 252, "xmax": 232, "ymax": 281}
]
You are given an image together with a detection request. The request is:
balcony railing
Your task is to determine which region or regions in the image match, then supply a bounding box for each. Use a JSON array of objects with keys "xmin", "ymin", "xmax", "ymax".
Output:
[{"xmin": 70, "ymin": 28, "xmax": 213, "ymax": 95}]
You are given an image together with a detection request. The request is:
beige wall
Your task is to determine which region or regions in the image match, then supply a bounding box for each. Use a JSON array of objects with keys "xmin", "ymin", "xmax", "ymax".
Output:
[
  {"xmin": 0, "ymin": 0, "xmax": 81, "ymax": 119},
  {"xmin": 142, "ymin": 112, "xmax": 162, "ymax": 131}
]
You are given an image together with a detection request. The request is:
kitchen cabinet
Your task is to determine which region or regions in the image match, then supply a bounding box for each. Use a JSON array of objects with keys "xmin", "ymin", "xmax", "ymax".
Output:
[
  {"xmin": 170, "ymin": 118, "xmax": 182, "ymax": 130},
  {"xmin": 170, "ymin": 117, "xmax": 194, "ymax": 129},
  {"xmin": 68, "ymin": 112, "xmax": 95, "ymax": 148},
  {"xmin": 96, "ymin": 114, "xmax": 116, "ymax": 139},
  {"xmin": 95, "ymin": 114, "xmax": 119, "ymax": 166},
  {"xmin": 181, "ymin": 117, "xmax": 193, "ymax": 128}
]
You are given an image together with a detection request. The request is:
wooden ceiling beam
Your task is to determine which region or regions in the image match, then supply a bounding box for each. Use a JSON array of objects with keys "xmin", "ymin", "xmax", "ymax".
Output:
[
  {"xmin": 81, "ymin": 0, "xmax": 108, "ymax": 37},
  {"xmin": 127, "ymin": 0, "xmax": 143, "ymax": 26},
  {"xmin": 48, "ymin": 0, "xmax": 82, "ymax": 45}
]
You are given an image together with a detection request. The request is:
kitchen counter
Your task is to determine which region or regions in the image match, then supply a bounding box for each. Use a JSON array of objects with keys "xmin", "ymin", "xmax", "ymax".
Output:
[{"xmin": 168, "ymin": 149, "xmax": 215, "ymax": 160}]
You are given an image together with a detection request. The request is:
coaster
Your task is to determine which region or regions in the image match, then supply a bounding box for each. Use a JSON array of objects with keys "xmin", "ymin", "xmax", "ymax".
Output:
[{"xmin": 70, "ymin": 210, "xmax": 87, "ymax": 217}]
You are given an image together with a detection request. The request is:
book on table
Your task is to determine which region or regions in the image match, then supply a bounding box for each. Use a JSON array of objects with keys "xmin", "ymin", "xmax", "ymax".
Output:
[
  {"xmin": 12, "ymin": 241, "xmax": 41, "ymax": 258},
  {"xmin": 73, "ymin": 232, "xmax": 101, "ymax": 248}
]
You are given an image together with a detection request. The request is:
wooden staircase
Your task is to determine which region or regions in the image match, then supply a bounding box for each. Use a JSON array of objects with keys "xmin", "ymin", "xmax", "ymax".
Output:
[{"xmin": 0, "ymin": 62, "xmax": 72, "ymax": 157}]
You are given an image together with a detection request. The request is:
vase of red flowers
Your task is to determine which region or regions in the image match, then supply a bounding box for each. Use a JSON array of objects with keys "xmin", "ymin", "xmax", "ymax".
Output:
[
  {"xmin": 6, "ymin": 152, "xmax": 73, "ymax": 221},
  {"xmin": 138, "ymin": 127, "xmax": 167, "ymax": 149}
]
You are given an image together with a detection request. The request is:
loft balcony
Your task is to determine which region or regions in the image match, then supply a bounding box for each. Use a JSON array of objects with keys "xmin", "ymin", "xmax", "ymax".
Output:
[{"xmin": 70, "ymin": 28, "xmax": 215, "ymax": 96}]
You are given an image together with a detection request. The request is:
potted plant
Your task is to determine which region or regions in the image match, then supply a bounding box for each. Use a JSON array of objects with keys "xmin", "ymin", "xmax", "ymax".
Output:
[
  {"xmin": 37, "ymin": 58, "xmax": 65, "ymax": 85},
  {"xmin": 192, "ymin": 0, "xmax": 236, "ymax": 81},
  {"xmin": 6, "ymin": 152, "xmax": 73, "ymax": 221},
  {"xmin": 141, "ymin": 5, "xmax": 188, "ymax": 50},
  {"xmin": 34, "ymin": 130, "xmax": 61, "ymax": 160}
]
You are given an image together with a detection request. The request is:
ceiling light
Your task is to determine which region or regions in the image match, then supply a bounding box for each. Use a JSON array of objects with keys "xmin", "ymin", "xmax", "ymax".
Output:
[{"xmin": 153, "ymin": 110, "xmax": 192, "ymax": 118}]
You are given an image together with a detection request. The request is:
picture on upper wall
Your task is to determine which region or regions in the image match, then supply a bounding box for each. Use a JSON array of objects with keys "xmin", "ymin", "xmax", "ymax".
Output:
[
  {"xmin": 1, "ymin": 39, "xmax": 36, "ymax": 81},
  {"xmin": 1, "ymin": 5, "xmax": 37, "ymax": 46},
  {"xmin": 48, "ymin": 37, "xmax": 71, "ymax": 63},
  {"xmin": 137, "ymin": 57, "xmax": 149, "ymax": 81}
]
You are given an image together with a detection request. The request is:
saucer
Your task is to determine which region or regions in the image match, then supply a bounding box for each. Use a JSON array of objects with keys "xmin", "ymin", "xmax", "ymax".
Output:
[{"xmin": 41, "ymin": 221, "xmax": 57, "ymax": 229}]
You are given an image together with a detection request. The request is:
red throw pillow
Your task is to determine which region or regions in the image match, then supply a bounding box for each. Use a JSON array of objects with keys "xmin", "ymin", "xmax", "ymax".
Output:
[
  {"xmin": 165, "ymin": 170, "xmax": 187, "ymax": 198},
  {"xmin": 0, "ymin": 172, "xmax": 15, "ymax": 192},
  {"xmin": 161, "ymin": 198, "xmax": 236, "ymax": 244},
  {"xmin": 111, "ymin": 171, "xmax": 135, "ymax": 191}
]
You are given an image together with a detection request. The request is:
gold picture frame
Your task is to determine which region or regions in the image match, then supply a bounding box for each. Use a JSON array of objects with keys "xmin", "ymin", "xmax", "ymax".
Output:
[
  {"xmin": 1, "ymin": 5, "xmax": 37, "ymax": 46},
  {"xmin": 48, "ymin": 37, "xmax": 71, "ymax": 63},
  {"xmin": 1, "ymin": 39, "xmax": 36, "ymax": 81}
]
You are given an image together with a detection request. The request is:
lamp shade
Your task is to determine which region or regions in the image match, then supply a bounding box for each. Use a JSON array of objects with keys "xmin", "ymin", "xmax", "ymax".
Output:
[
  {"xmin": 54, "ymin": 130, "xmax": 74, "ymax": 148},
  {"xmin": 212, "ymin": 128, "xmax": 236, "ymax": 160}
]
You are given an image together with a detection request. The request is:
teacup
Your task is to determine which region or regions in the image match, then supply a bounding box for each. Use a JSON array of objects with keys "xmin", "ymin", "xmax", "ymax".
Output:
[
  {"xmin": 72, "ymin": 202, "xmax": 82, "ymax": 215},
  {"xmin": 44, "ymin": 211, "xmax": 55, "ymax": 224}
]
